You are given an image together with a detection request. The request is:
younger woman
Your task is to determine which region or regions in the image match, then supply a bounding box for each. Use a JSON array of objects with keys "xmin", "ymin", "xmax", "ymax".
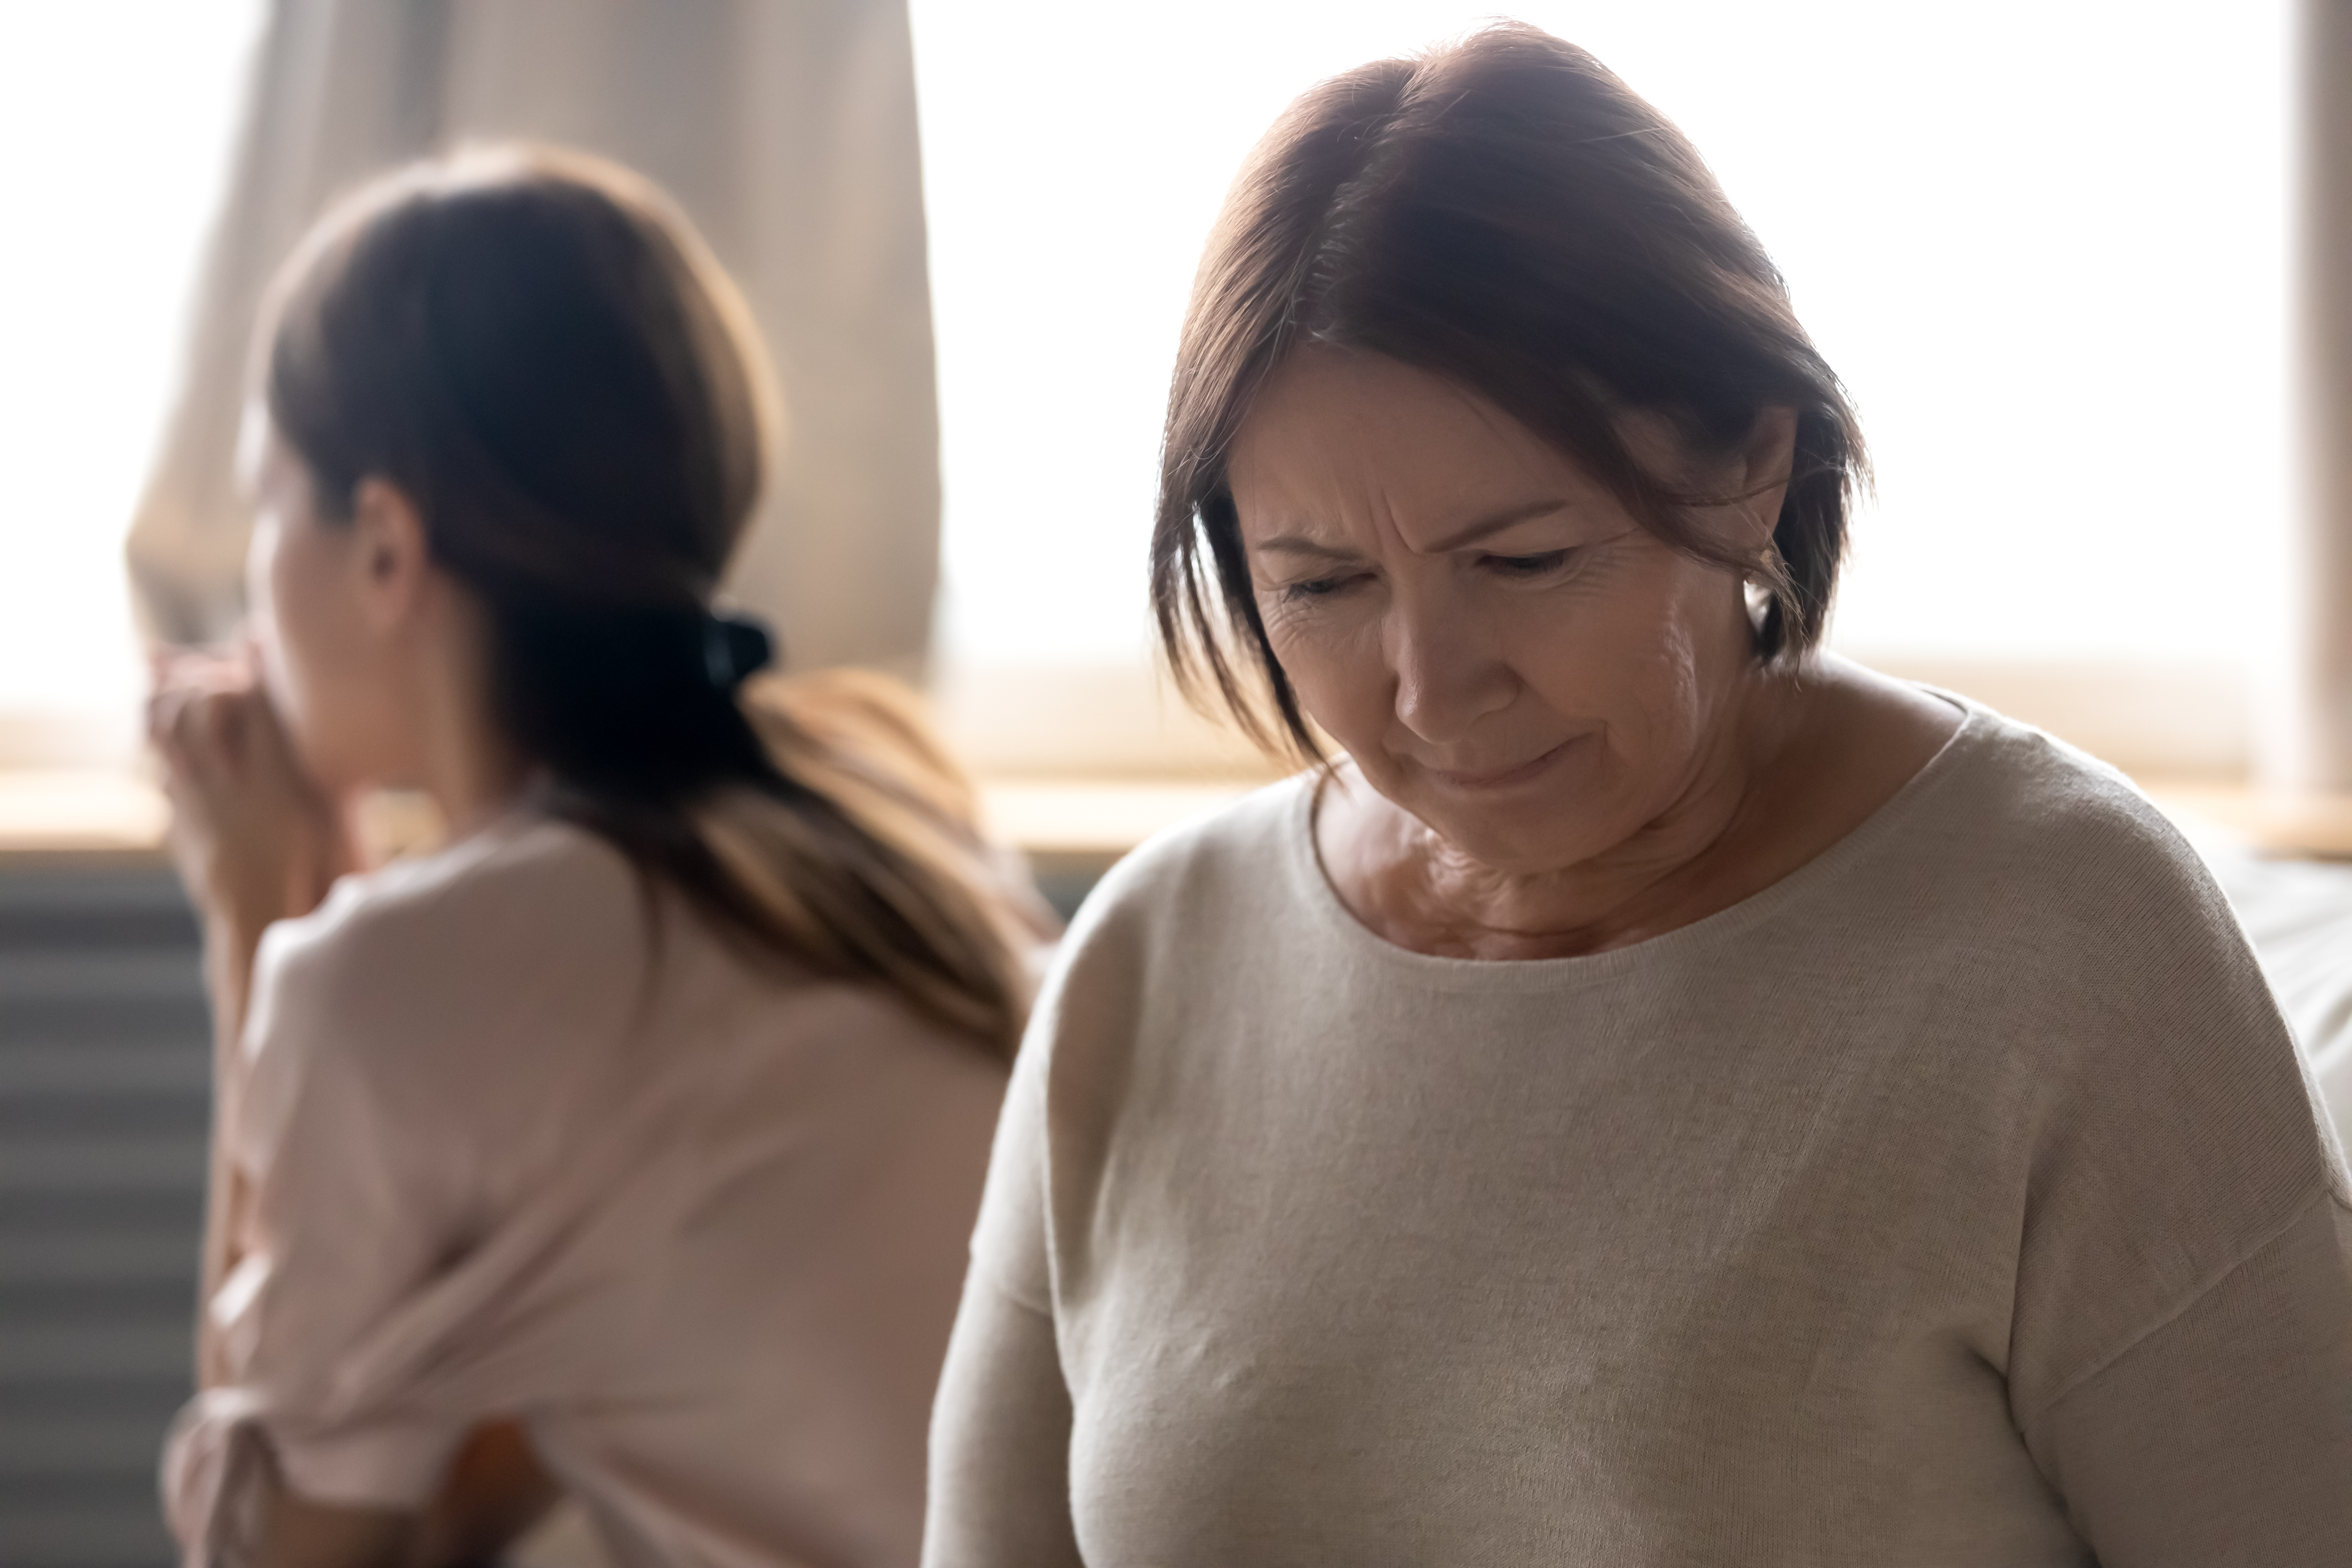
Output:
[{"xmin": 151, "ymin": 146, "xmax": 1041, "ymax": 1568}]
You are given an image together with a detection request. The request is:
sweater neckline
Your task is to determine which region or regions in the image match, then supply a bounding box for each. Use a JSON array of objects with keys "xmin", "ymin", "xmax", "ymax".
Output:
[{"xmin": 1280, "ymin": 688, "xmax": 1991, "ymax": 991}]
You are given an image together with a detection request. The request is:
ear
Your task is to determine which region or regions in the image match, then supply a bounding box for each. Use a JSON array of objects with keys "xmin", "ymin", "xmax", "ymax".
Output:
[{"xmin": 346, "ymin": 477, "xmax": 436, "ymax": 633}]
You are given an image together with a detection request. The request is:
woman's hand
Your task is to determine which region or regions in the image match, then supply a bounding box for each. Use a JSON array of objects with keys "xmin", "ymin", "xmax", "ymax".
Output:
[
  {"xmin": 415, "ymin": 1421, "xmax": 563, "ymax": 1565},
  {"xmin": 148, "ymin": 646, "xmax": 358, "ymax": 961},
  {"xmin": 152, "ymin": 646, "xmax": 366, "ymax": 1387},
  {"xmin": 222, "ymin": 1421, "xmax": 561, "ymax": 1568}
]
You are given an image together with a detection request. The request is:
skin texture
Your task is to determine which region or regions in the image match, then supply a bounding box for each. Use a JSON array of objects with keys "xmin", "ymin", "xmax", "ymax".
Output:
[
  {"xmin": 146, "ymin": 423, "xmax": 552, "ymax": 1568},
  {"xmin": 1228, "ymin": 346, "xmax": 1960, "ymax": 960}
]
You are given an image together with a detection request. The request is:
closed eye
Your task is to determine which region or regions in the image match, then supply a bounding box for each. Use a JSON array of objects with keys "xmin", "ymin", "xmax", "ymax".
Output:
[
  {"xmin": 1481, "ymin": 549, "xmax": 1574, "ymax": 579},
  {"xmin": 1279, "ymin": 572, "xmax": 1367, "ymax": 602}
]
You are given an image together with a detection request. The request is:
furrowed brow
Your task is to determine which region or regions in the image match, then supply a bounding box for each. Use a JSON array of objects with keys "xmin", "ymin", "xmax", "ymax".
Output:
[
  {"xmin": 1422, "ymin": 498, "xmax": 1577, "ymax": 553},
  {"xmin": 1249, "ymin": 534, "xmax": 1364, "ymax": 561}
]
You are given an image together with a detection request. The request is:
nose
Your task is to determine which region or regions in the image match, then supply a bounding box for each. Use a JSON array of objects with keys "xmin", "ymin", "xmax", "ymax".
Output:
[{"xmin": 1387, "ymin": 589, "xmax": 1517, "ymax": 747}]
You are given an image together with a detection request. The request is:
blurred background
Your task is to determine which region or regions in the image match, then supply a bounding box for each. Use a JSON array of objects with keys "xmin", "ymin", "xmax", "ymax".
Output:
[
  {"xmin": 0, "ymin": 1, "xmax": 2342, "ymax": 1562},
  {"xmin": 0, "ymin": 0, "xmax": 2324, "ymax": 784}
]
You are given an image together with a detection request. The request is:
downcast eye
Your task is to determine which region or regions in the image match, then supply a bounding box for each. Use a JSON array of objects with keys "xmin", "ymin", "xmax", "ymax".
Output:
[
  {"xmin": 1484, "ymin": 550, "xmax": 1573, "ymax": 578},
  {"xmin": 1280, "ymin": 572, "xmax": 1365, "ymax": 602}
]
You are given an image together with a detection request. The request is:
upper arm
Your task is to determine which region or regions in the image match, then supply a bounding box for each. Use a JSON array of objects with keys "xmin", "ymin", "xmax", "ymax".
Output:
[
  {"xmin": 924, "ymin": 967, "xmax": 1085, "ymax": 1567},
  {"xmin": 2023, "ymin": 1192, "xmax": 2352, "ymax": 1566},
  {"xmin": 1999, "ymin": 802, "xmax": 2352, "ymax": 1557},
  {"xmin": 924, "ymin": 1276, "xmax": 1084, "ymax": 1568},
  {"xmin": 181, "ymin": 929, "xmax": 485, "ymax": 1539}
]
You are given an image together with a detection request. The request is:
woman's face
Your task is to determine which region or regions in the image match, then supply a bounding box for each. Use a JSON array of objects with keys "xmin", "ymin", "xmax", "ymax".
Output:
[
  {"xmin": 244, "ymin": 421, "xmax": 413, "ymax": 792},
  {"xmin": 1228, "ymin": 348, "xmax": 1774, "ymax": 877}
]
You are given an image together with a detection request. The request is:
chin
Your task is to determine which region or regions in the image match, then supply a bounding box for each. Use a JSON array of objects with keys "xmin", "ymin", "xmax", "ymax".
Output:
[{"xmin": 1385, "ymin": 746, "xmax": 1624, "ymax": 873}]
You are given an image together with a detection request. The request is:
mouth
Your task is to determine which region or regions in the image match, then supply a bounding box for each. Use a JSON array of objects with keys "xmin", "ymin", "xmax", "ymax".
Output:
[{"xmin": 1421, "ymin": 736, "xmax": 1581, "ymax": 792}]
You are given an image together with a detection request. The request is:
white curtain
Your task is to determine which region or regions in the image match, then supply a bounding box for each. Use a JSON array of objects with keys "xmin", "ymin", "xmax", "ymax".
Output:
[{"xmin": 125, "ymin": 0, "xmax": 941, "ymax": 676}]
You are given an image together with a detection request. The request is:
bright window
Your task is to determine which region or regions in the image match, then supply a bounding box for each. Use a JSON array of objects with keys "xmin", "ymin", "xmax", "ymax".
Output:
[
  {"xmin": 0, "ymin": 3, "xmax": 2296, "ymax": 778},
  {"xmin": 0, "ymin": 0, "xmax": 261, "ymax": 762},
  {"xmin": 911, "ymin": 1, "xmax": 2294, "ymax": 769}
]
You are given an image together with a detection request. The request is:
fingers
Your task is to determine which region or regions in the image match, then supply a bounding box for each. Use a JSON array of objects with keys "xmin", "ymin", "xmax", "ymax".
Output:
[
  {"xmin": 148, "ymin": 642, "xmax": 254, "ymax": 698},
  {"xmin": 148, "ymin": 646, "xmax": 259, "ymax": 758},
  {"xmin": 156, "ymin": 682, "xmax": 340, "ymax": 853},
  {"xmin": 152, "ymin": 687, "xmax": 259, "ymax": 799}
]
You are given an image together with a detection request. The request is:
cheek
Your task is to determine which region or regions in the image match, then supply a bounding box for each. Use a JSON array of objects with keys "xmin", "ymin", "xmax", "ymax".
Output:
[
  {"xmin": 1258, "ymin": 596, "xmax": 1391, "ymax": 743},
  {"xmin": 251, "ymin": 522, "xmax": 318, "ymax": 707},
  {"xmin": 246, "ymin": 523, "xmax": 286, "ymax": 650},
  {"xmin": 250, "ymin": 519, "xmax": 365, "ymax": 759},
  {"xmin": 1540, "ymin": 555, "xmax": 1740, "ymax": 769}
]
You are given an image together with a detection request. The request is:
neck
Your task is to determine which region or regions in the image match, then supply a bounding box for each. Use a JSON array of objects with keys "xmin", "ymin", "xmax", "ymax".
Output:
[
  {"xmin": 1333, "ymin": 660, "xmax": 1814, "ymax": 960},
  {"xmin": 406, "ymin": 603, "xmax": 532, "ymax": 841},
  {"xmin": 422, "ymin": 714, "xmax": 531, "ymax": 839}
]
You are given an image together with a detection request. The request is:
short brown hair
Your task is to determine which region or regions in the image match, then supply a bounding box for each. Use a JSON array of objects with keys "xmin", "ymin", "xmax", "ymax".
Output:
[{"xmin": 1151, "ymin": 22, "xmax": 1865, "ymax": 757}]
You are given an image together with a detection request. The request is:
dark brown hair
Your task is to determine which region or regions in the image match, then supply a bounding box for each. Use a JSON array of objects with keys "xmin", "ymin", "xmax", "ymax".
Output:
[
  {"xmin": 1152, "ymin": 22, "xmax": 1866, "ymax": 757},
  {"xmin": 263, "ymin": 146, "xmax": 1036, "ymax": 1056}
]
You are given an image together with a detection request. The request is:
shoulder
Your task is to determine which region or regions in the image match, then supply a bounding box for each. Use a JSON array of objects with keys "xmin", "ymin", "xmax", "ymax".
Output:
[
  {"xmin": 1894, "ymin": 697, "xmax": 2238, "ymax": 949},
  {"xmin": 1011, "ymin": 775, "xmax": 1315, "ymax": 1083},
  {"xmin": 1872, "ymin": 700, "xmax": 2286, "ymax": 1073},
  {"xmin": 1073, "ymin": 775, "xmax": 1314, "ymax": 930},
  {"xmin": 1046, "ymin": 775, "xmax": 1316, "ymax": 984},
  {"xmin": 247, "ymin": 816, "xmax": 648, "ymax": 1086},
  {"xmin": 974, "ymin": 782, "xmax": 1316, "ymax": 1298},
  {"xmin": 268, "ymin": 813, "xmax": 636, "ymax": 987},
  {"xmin": 1898, "ymin": 711, "xmax": 2352, "ymax": 1413}
]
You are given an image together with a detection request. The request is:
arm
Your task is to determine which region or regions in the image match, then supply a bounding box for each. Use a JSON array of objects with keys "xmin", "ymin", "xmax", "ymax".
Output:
[
  {"xmin": 924, "ymin": 1275, "xmax": 1085, "ymax": 1568},
  {"xmin": 223, "ymin": 1422, "xmax": 560, "ymax": 1568},
  {"xmin": 149, "ymin": 647, "xmax": 359, "ymax": 1052},
  {"xmin": 152, "ymin": 660, "xmax": 570, "ymax": 1565},
  {"xmin": 1998, "ymin": 816, "xmax": 2352, "ymax": 1564},
  {"xmin": 2022, "ymin": 1191, "xmax": 2352, "ymax": 1567},
  {"xmin": 921, "ymin": 986, "xmax": 1087, "ymax": 1568},
  {"xmin": 154, "ymin": 784, "xmax": 564, "ymax": 1562},
  {"xmin": 148, "ymin": 650, "xmax": 359, "ymax": 1387}
]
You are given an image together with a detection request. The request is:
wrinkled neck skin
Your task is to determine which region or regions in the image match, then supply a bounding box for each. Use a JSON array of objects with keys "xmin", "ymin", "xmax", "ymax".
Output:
[{"xmin": 1318, "ymin": 652, "xmax": 1929, "ymax": 961}]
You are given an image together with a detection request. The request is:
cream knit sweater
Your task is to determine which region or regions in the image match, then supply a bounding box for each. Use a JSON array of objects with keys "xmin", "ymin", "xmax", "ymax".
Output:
[{"xmin": 926, "ymin": 699, "xmax": 2352, "ymax": 1567}]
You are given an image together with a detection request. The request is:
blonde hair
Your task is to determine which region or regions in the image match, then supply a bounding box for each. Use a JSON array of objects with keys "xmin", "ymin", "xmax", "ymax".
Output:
[{"xmin": 710, "ymin": 669, "xmax": 1043, "ymax": 1052}]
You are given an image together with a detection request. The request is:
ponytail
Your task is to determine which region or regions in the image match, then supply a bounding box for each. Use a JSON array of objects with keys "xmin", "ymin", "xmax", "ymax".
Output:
[
  {"xmin": 261, "ymin": 146, "xmax": 1041, "ymax": 1058},
  {"xmin": 499, "ymin": 597, "xmax": 1035, "ymax": 1056}
]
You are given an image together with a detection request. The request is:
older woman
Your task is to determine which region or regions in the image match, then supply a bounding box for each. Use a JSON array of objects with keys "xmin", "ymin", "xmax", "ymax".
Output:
[{"xmin": 923, "ymin": 23, "xmax": 2352, "ymax": 1568}]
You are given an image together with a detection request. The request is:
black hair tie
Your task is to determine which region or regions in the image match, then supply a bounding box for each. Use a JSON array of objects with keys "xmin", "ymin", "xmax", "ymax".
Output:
[
  {"xmin": 703, "ymin": 612, "xmax": 776, "ymax": 691},
  {"xmin": 492, "ymin": 597, "xmax": 784, "ymax": 800}
]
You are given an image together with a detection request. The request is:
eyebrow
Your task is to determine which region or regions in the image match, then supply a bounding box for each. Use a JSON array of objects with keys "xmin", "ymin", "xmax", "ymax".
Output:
[{"xmin": 1249, "ymin": 498, "xmax": 1577, "ymax": 560}]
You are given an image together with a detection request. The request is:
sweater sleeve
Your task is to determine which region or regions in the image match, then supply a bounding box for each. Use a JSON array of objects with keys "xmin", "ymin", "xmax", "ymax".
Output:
[
  {"xmin": 165, "ymin": 909, "xmax": 479, "ymax": 1556},
  {"xmin": 923, "ymin": 1004, "xmax": 1085, "ymax": 1567},
  {"xmin": 1993, "ymin": 784, "xmax": 2352, "ymax": 1561},
  {"xmin": 2022, "ymin": 1190, "xmax": 2352, "ymax": 1567},
  {"xmin": 923, "ymin": 1274, "xmax": 1085, "ymax": 1568}
]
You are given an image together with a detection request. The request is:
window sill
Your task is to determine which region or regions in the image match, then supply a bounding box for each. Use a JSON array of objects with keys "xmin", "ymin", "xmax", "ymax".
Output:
[
  {"xmin": 3, "ymin": 766, "xmax": 2347, "ymax": 866},
  {"xmin": 0, "ymin": 768, "xmax": 1273, "ymax": 864}
]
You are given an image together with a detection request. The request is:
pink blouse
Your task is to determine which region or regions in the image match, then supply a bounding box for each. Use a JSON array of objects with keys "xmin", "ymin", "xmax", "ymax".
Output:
[{"xmin": 164, "ymin": 815, "xmax": 1009, "ymax": 1567}]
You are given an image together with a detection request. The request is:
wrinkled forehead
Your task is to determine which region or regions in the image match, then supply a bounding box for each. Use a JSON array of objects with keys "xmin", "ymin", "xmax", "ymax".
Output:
[{"xmin": 1227, "ymin": 347, "xmax": 1632, "ymax": 553}]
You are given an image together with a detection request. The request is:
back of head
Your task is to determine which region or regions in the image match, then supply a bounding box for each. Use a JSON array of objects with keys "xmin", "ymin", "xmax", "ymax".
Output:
[
  {"xmin": 266, "ymin": 146, "xmax": 774, "ymax": 797},
  {"xmin": 1154, "ymin": 23, "xmax": 1864, "ymax": 757},
  {"xmin": 263, "ymin": 147, "xmax": 1035, "ymax": 1055}
]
